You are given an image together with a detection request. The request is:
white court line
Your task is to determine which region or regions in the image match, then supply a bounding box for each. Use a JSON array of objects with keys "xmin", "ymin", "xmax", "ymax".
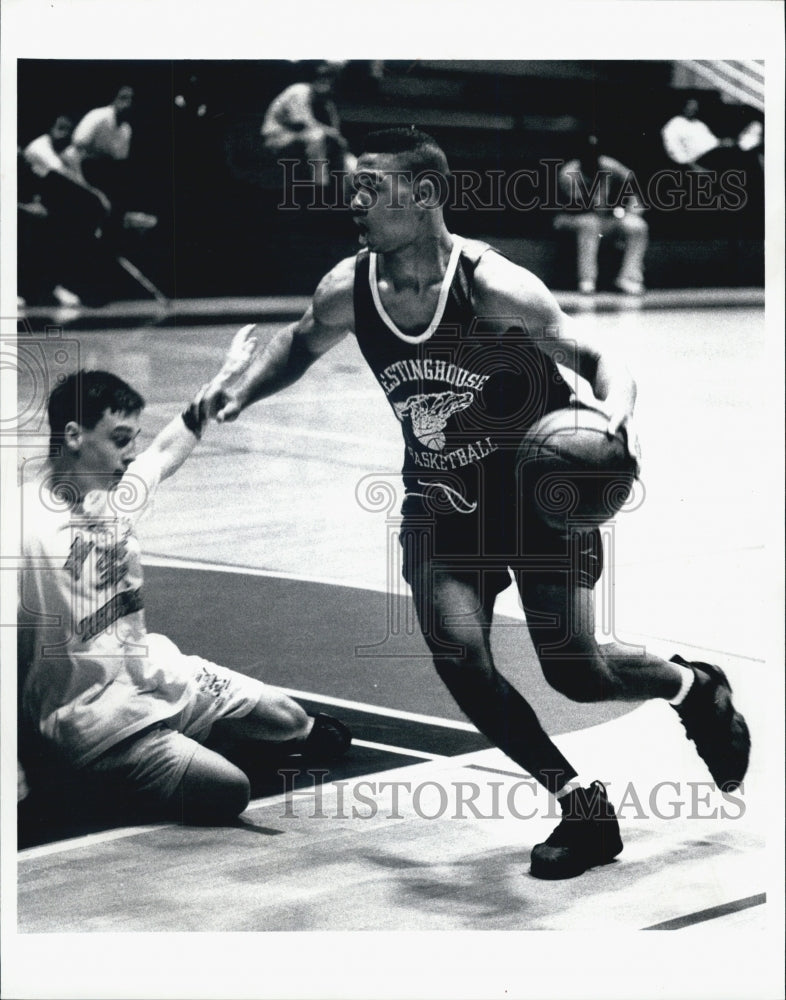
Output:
[
  {"xmin": 143, "ymin": 553, "xmax": 396, "ymax": 596},
  {"xmin": 17, "ymin": 739, "xmax": 455, "ymax": 861},
  {"xmin": 241, "ymin": 745, "xmax": 522, "ymax": 818},
  {"xmin": 350, "ymin": 739, "xmax": 451, "ymax": 760},
  {"xmin": 271, "ymin": 686, "xmax": 480, "ymax": 731},
  {"xmin": 18, "ymin": 823, "xmax": 170, "ymax": 861},
  {"xmin": 18, "ymin": 738, "xmax": 513, "ymax": 860},
  {"xmin": 143, "ymin": 555, "xmax": 762, "ymax": 670}
]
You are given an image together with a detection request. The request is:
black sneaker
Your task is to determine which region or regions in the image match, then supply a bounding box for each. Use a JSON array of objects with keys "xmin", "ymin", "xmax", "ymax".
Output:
[
  {"xmin": 297, "ymin": 713, "xmax": 352, "ymax": 762},
  {"xmin": 670, "ymin": 654, "xmax": 750, "ymax": 792},
  {"xmin": 530, "ymin": 781, "xmax": 623, "ymax": 880}
]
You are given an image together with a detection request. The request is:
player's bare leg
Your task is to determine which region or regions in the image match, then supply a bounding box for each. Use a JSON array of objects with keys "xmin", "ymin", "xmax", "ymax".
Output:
[
  {"xmin": 519, "ymin": 576, "xmax": 750, "ymax": 791},
  {"xmin": 408, "ymin": 567, "xmax": 579, "ymax": 794},
  {"xmin": 520, "ymin": 579, "xmax": 684, "ymax": 702},
  {"xmin": 408, "ymin": 566, "xmax": 624, "ymax": 879}
]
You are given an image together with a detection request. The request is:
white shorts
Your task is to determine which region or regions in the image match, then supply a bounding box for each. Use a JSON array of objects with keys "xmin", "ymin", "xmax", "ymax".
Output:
[
  {"xmin": 88, "ymin": 659, "xmax": 267, "ymax": 802},
  {"xmin": 168, "ymin": 657, "xmax": 268, "ymax": 744}
]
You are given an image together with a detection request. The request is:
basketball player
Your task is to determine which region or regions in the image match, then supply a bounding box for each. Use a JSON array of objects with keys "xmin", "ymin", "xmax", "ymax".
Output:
[
  {"xmin": 204, "ymin": 128, "xmax": 749, "ymax": 879},
  {"xmin": 18, "ymin": 349, "xmax": 351, "ymax": 826}
]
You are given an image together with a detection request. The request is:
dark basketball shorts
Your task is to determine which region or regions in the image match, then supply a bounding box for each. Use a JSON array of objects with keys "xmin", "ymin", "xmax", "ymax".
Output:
[{"xmin": 399, "ymin": 487, "xmax": 603, "ymax": 597}]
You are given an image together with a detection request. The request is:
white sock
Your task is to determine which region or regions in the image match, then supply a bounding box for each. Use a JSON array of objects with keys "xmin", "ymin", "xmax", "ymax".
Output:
[
  {"xmin": 668, "ymin": 664, "xmax": 696, "ymax": 706},
  {"xmin": 555, "ymin": 777, "xmax": 590, "ymax": 799}
]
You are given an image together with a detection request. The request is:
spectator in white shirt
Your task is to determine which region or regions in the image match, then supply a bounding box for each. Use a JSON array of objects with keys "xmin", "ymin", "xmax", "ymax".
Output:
[
  {"xmin": 19, "ymin": 115, "xmax": 111, "ymax": 307},
  {"xmin": 65, "ymin": 86, "xmax": 134, "ymax": 176},
  {"xmin": 24, "ymin": 114, "xmax": 111, "ymax": 212},
  {"xmin": 261, "ymin": 61, "xmax": 356, "ymax": 189},
  {"xmin": 63, "ymin": 86, "xmax": 156, "ymax": 234},
  {"xmin": 661, "ymin": 98, "xmax": 735, "ymax": 171}
]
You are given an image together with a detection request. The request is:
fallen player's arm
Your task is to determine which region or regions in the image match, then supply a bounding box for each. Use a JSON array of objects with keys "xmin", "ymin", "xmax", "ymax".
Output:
[
  {"xmin": 142, "ymin": 325, "xmax": 261, "ymax": 481},
  {"xmin": 139, "ymin": 407, "xmax": 203, "ymax": 483}
]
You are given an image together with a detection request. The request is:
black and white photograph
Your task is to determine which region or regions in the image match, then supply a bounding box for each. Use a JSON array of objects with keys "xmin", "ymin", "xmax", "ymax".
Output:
[{"xmin": 1, "ymin": 2, "xmax": 784, "ymax": 999}]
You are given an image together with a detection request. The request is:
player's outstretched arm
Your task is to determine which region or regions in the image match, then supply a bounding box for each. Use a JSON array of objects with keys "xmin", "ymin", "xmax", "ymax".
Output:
[
  {"xmin": 473, "ymin": 253, "xmax": 640, "ymax": 469},
  {"xmin": 205, "ymin": 257, "xmax": 356, "ymax": 423},
  {"xmin": 140, "ymin": 326, "xmax": 260, "ymax": 482}
]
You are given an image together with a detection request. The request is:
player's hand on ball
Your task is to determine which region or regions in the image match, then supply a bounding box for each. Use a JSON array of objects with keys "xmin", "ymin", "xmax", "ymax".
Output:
[{"xmin": 607, "ymin": 411, "xmax": 641, "ymax": 477}]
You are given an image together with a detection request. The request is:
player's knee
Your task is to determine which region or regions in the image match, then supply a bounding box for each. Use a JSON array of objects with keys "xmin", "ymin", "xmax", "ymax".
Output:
[
  {"xmin": 621, "ymin": 214, "xmax": 648, "ymax": 235},
  {"xmin": 212, "ymin": 769, "xmax": 251, "ymax": 819},
  {"xmin": 537, "ymin": 642, "xmax": 610, "ymax": 702},
  {"xmin": 432, "ymin": 641, "xmax": 494, "ymax": 686},
  {"xmin": 174, "ymin": 754, "xmax": 251, "ymax": 823},
  {"xmin": 574, "ymin": 214, "xmax": 602, "ymax": 233}
]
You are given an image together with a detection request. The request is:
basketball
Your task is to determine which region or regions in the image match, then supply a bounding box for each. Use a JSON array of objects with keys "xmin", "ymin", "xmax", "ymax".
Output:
[{"xmin": 517, "ymin": 404, "xmax": 638, "ymax": 529}]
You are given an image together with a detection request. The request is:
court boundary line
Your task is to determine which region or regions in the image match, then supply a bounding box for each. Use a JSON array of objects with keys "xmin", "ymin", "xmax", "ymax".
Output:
[
  {"xmin": 18, "ymin": 287, "xmax": 765, "ymax": 329},
  {"xmin": 641, "ymin": 892, "xmax": 766, "ymax": 930},
  {"xmin": 17, "ymin": 741, "xmax": 469, "ymax": 861},
  {"xmin": 19, "ymin": 742, "xmax": 523, "ymax": 861},
  {"xmin": 241, "ymin": 745, "xmax": 525, "ymax": 817},
  {"xmin": 349, "ymin": 738, "xmax": 451, "ymax": 759},
  {"xmin": 17, "ymin": 822, "xmax": 171, "ymax": 861},
  {"xmin": 143, "ymin": 556, "xmax": 766, "ymax": 665},
  {"xmin": 273, "ymin": 687, "xmax": 480, "ymax": 731},
  {"xmin": 144, "ymin": 553, "xmax": 396, "ymax": 596}
]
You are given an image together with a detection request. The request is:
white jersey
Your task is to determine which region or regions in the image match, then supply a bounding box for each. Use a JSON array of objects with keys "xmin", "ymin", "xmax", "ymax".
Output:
[
  {"xmin": 23, "ymin": 134, "xmax": 68, "ymax": 179},
  {"xmin": 661, "ymin": 115, "xmax": 720, "ymax": 165},
  {"xmin": 71, "ymin": 105, "xmax": 132, "ymax": 160},
  {"xmin": 19, "ymin": 451, "xmax": 198, "ymax": 766}
]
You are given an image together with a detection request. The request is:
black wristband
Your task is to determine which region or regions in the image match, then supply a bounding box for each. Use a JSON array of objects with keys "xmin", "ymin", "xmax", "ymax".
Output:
[{"xmin": 181, "ymin": 403, "xmax": 205, "ymax": 439}]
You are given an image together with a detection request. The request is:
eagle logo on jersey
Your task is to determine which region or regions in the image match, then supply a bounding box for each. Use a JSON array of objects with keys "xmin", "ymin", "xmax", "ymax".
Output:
[{"xmin": 393, "ymin": 391, "xmax": 474, "ymax": 451}]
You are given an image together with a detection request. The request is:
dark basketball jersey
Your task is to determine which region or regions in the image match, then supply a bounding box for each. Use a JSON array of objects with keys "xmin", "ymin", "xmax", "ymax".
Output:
[{"xmin": 353, "ymin": 237, "xmax": 572, "ymax": 512}]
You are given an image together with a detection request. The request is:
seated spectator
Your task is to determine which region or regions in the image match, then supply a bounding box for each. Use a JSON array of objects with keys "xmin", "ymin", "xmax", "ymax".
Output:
[
  {"xmin": 24, "ymin": 114, "xmax": 110, "ymax": 208},
  {"xmin": 19, "ymin": 115, "xmax": 111, "ymax": 306},
  {"xmin": 261, "ymin": 61, "xmax": 356, "ymax": 190},
  {"xmin": 661, "ymin": 97, "xmax": 736, "ymax": 171},
  {"xmin": 553, "ymin": 133, "xmax": 649, "ymax": 295},
  {"xmin": 18, "ymin": 357, "xmax": 352, "ymax": 827},
  {"xmin": 63, "ymin": 85, "xmax": 157, "ymax": 234},
  {"xmin": 736, "ymin": 117, "xmax": 764, "ymax": 170}
]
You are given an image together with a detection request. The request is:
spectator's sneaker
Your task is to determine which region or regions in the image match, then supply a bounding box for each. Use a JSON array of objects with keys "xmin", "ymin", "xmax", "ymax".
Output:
[
  {"xmin": 530, "ymin": 781, "xmax": 623, "ymax": 880},
  {"xmin": 52, "ymin": 284, "xmax": 81, "ymax": 307},
  {"xmin": 670, "ymin": 654, "xmax": 750, "ymax": 791},
  {"xmin": 123, "ymin": 211, "xmax": 158, "ymax": 232},
  {"xmin": 615, "ymin": 277, "xmax": 645, "ymax": 296},
  {"xmin": 295, "ymin": 714, "xmax": 352, "ymax": 762}
]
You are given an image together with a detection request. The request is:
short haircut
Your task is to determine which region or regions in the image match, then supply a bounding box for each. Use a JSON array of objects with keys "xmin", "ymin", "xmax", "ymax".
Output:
[
  {"xmin": 48, "ymin": 370, "xmax": 145, "ymax": 455},
  {"xmin": 360, "ymin": 127, "xmax": 450, "ymax": 180}
]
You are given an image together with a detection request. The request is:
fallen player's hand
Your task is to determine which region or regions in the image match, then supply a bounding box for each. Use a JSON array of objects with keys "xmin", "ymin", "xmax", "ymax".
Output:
[
  {"xmin": 212, "ymin": 387, "xmax": 244, "ymax": 424},
  {"xmin": 200, "ymin": 325, "xmax": 258, "ymax": 423}
]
